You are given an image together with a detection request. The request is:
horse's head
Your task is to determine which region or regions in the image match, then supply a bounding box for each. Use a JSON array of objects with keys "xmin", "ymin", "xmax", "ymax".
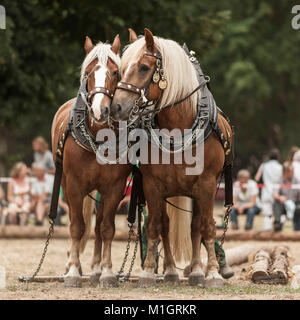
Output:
[
  {"xmin": 111, "ymin": 28, "xmax": 166, "ymax": 121},
  {"xmin": 81, "ymin": 35, "xmax": 121, "ymax": 123}
]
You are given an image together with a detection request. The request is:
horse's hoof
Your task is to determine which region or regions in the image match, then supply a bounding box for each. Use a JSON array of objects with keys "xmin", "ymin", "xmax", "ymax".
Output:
[
  {"xmin": 183, "ymin": 265, "xmax": 192, "ymax": 278},
  {"xmin": 100, "ymin": 276, "xmax": 119, "ymax": 288},
  {"xmin": 138, "ymin": 276, "xmax": 156, "ymax": 288},
  {"xmin": 90, "ymin": 273, "xmax": 101, "ymax": 287},
  {"xmin": 64, "ymin": 276, "xmax": 82, "ymax": 288},
  {"xmin": 188, "ymin": 272, "xmax": 205, "ymax": 287},
  {"xmin": 164, "ymin": 273, "xmax": 179, "ymax": 284},
  {"xmin": 205, "ymin": 278, "xmax": 224, "ymax": 288}
]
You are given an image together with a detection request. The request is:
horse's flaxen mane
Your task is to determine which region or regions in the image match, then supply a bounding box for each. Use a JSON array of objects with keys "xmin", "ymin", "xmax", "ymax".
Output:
[
  {"xmin": 122, "ymin": 36, "xmax": 199, "ymax": 114},
  {"xmin": 80, "ymin": 42, "xmax": 121, "ymax": 83}
]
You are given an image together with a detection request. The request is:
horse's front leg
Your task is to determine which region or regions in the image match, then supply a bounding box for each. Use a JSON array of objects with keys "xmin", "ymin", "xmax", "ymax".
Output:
[
  {"xmin": 161, "ymin": 203, "xmax": 179, "ymax": 283},
  {"xmin": 186, "ymin": 199, "xmax": 205, "ymax": 286},
  {"xmin": 64, "ymin": 178, "xmax": 85, "ymax": 288},
  {"xmin": 138, "ymin": 191, "xmax": 162, "ymax": 287},
  {"xmin": 199, "ymin": 181, "xmax": 224, "ymax": 288},
  {"xmin": 99, "ymin": 192, "xmax": 122, "ymax": 288},
  {"xmin": 90, "ymin": 193, "xmax": 103, "ymax": 286}
]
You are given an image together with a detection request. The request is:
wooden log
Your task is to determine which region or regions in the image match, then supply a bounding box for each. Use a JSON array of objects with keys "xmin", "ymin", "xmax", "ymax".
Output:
[
  {"xmin": 225, "ymin": 244, "xmax": 255, "ymax": 266},
  {"xmin": 216, "ymin": 230, "xmax": 300, "ymax": 241},
  {"xmin": 2, "ymin": 225, "xmax": 300, "ymax": 241},
  {"xmin": 200, "ymin": 244, "xmax": 255, "ymax": 273},
  {"xmin": 290, "ymin": 265, "xmax": 300, "ymax": 289},
  {"xmin": 247, "ymin": 249, "xmax": 271, "ymax": 283},
  {"xmin": 269, "ymin": 246, "xmax": 289, "ymax": 284},
  {"xmin": 0, "ymin": 225, "xmax": 131, "ymax": 241},
  {"xmin": 18, "ymin": 274, "xmax": 188, "ymax": 284},
  {"xmin": 247, "ymin": 246, "xmax": 291, "ymax": 284}
]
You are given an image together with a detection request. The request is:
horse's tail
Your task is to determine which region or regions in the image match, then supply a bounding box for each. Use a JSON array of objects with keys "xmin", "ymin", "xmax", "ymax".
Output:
[
  {"xmin": 79, "ymin": 191, "xmax": 96, "ymax": 253},
  {"xmin": 167, "ymin": 197, "xmax": 192, "ymax": 262}
]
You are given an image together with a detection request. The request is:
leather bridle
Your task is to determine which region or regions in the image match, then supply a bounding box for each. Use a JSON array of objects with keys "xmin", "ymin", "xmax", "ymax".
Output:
[
  {"xmin": 87, "ymin": 86, "xmax": 114, "ymax": 103},
  {"xmin": 115, "ymin": 49, "xmax": 205, "ymax": 122},
  {"xmin": 85, "ymin": 64, "xmax": 115, "ymax": 104},
  {"xmin": 115, "ymin": 51, "xmax": 166, "ymax": 121},
  {"xmin": 82, "ymin": 63, "xmax": 118, "ymax": 123}
]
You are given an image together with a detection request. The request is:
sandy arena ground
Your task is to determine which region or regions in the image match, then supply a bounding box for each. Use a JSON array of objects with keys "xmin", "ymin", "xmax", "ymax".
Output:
[{"xmin": 0, "ymin": 214, "xmax": 300, "ymax": 300}]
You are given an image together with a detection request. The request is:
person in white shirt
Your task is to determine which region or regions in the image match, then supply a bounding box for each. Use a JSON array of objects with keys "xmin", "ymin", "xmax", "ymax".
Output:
[
  {"xmin": 31, "ymin": 162, "xmax": 54, "ymax": 226},
  {"xmin": 292, "ymin": 149, "xmax": 300, "ymax": 182},
  {"xmin": 231, "ymin": 169, "xmax": 261, "ymax": 230},
  {"xmin": 255, "ymin": 148, "xmax": 282, "ymax": 230}
]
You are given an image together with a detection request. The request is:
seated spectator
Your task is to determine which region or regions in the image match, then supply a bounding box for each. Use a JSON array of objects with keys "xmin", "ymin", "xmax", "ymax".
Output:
[
  {"xmin": 7, "ymin": 162, "xmax": 31, "ymax": 225},
  {"xmin": 273, "ymin": 163, "xmax": 300, "ymax": 232},
  {"xmin": 231, "ymin": 169, "xmax": 261, "ymax": 230},
  {"xmin": 254, "ymin": 148, "xmax": 282, "ymax": 230},
  {"xmin": 31, "ymin": 162, "xmax": 54, "ymax": 226},
  {"xmin": 32, "ymin": 136, "xmax": 55, "ymax": 174},
  {"xmin": 292, "ymin": 149, "xmax": 300, "ymax": 182}
]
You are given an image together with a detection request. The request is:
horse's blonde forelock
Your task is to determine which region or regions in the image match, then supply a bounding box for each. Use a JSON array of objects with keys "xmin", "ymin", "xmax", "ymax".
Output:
[
  {"xmin": 80, "ymin": 42, "xmax": 121, "ymax": 83},
  {"xmin": 121, "ymin": 36, "xmax": 199, "ymax": 114}
]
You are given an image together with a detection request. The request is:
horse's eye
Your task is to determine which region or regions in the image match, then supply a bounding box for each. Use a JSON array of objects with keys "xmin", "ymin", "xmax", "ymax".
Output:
[
  {"xmin": 139, "ymin": 64, "xmax": 150, "ymax": 72},
  {"xmin": 112, "ymin": 70, "xmax": 119, "ymax": 77}
]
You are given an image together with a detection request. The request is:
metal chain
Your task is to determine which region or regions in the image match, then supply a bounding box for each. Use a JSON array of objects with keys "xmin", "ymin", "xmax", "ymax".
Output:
[
  {"xmin": 116, "ymin": 222, "xmax": 139, "ymax": 282},
  {"xmin": 146, "ymin": 118, "xmax": 206, "ymax": 154},
  {"xmin": 19, "ymin": 219, "xmax": 55, "ymax": 282},
  {"xmin": 80, "ymin": 123, "xmax": 130, "ymax": 164},
  {"xmin": 127, "ymin": 227, "xmax": 139, "ymax": 279},
  {"xmin": 217, "ymin": 205, "xmax": 231, "ymax": 263}
]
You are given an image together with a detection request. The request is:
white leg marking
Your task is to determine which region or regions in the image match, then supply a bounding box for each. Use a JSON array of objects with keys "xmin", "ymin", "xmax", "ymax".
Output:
[
  {"xmin": 92, "ymin": 263, "xmax": 102, "ymax": 275},
  {"xmin": 65, "ymin": 265, "xmax": 81, "ymax": 278}
]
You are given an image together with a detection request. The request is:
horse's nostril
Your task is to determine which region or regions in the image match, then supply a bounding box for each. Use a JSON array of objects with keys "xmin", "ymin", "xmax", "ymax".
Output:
[
  {"xmin": 103, "ymin": 107, "xmax": 109, "ymax": 116},
  {"xmin": 116, "ymin": 103, "xmax": 122, "ymax": 112}
]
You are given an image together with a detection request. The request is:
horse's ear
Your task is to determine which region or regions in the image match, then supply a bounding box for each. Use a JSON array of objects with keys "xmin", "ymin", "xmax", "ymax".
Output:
[
  {"xmin": 84, "ymin": 36, "xmax": 94, "ymax": 55},
  {"xmin": 144, "ymin": 28, "xmax": 154, "ymax": 52},
  {"xmin": 111, "ymin": 34, "xmax": 121, "ymax": 55},
  {"xmin": 128, "ymin": 28, "xmax": 138, "ymax": 43}
]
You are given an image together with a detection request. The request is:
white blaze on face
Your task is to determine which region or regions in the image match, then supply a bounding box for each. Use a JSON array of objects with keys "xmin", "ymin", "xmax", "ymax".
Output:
[
  {"xmin": 124, "ymin": 62, "xmax": 133, "ymax": 79},
  {"xmin": 91, "ymin": 63, "xmax": 107, "ymax": 120}
]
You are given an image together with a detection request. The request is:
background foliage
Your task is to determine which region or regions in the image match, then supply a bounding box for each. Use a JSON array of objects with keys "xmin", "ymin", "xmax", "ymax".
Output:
[{"xmin": 0, "ymin": 0, "xmax": 299, "ymax": 175}]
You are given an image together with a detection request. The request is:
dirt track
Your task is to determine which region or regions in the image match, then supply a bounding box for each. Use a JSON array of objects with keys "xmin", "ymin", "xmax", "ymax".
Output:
[{"xmin": 1, "ymin": 237, "xmax": 300, "ymax": 300}]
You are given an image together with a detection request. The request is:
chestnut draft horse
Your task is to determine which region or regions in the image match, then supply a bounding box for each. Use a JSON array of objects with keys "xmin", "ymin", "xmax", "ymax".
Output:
[
  {"xmin": 51, "ymin": 35, "xmax": 131, "ymax": 287},
  {"xmin": 111, "ymin": 29, "xmax": 233, "ymax": 288}
]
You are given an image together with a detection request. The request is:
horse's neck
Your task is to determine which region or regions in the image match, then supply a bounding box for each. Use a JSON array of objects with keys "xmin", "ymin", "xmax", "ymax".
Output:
[{"xmin": 156, "ymin": 100, "xmax": 195, "ymax": 132}]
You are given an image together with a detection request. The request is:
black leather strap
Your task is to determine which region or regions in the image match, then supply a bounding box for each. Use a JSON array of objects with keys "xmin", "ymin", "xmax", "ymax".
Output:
[
  {"xmin": 69, "ymin": 79, "xmax": 101, "ymax": 153},
  {"xmin": 49, "ymin": 124, "xmax": 70, "ymax": 220}
]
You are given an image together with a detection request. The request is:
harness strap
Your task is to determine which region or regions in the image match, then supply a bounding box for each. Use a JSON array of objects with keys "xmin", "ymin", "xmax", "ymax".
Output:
[
  {"xmin": 87, "ymin": 86, "xmax": 114, "ymax": 101},
  {"xmin": 116, "ymin": 82, "xmax": 143, "ymax": 95},
  {"xmin": 49, "ymin": 124, "xmax": 70, "ymax": 220},
  {"xmin": 127, "ymin": 165, "xmax": 145, "ymax": 268},
  {"xmin": 128, "ymin": 166, "xmax": 145, "ymax": 224}
]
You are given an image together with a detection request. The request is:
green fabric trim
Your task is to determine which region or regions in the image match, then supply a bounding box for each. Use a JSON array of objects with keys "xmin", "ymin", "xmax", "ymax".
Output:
[{"xmin": 201, "ymin": 238, "xmax": 226, "ymax": 267}]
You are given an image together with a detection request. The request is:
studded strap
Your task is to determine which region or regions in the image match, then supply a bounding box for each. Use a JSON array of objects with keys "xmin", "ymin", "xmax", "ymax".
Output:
[
  {"xmin": 116, "ymin": 82, "xmax": 142, "ymax": 95},
  {"xmin": 87, "ymin": 86, "xmax": 114, "ymax": 102}
]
